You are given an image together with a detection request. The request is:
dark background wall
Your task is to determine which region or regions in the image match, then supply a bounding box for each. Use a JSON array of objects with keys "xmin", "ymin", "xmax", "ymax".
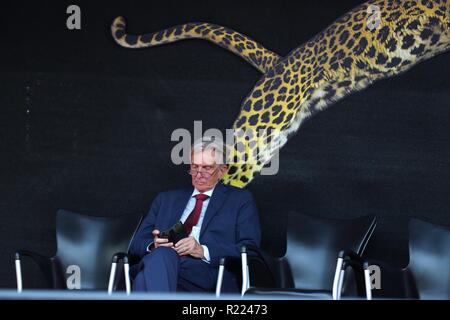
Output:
[{"xmin": 1, "ymin": 0, "xmax": 449, "ymax": 288}]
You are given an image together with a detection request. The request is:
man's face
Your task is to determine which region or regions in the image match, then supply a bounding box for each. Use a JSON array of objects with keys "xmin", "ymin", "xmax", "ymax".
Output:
[{"xmin": 190, "ymin": 149, "xmax": 227, "ymax": 192}]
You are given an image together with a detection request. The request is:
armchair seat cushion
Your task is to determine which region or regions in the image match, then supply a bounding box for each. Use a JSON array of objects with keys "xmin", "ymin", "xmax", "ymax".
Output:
[{"xmin": 245, "ymin": 287, "xmax": 332, "ymax": 299}]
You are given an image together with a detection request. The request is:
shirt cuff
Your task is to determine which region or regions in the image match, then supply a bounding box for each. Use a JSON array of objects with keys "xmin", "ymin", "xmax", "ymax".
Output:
[
  {"xmin": 146, "ymin": 241, "xmax": 154, "ymax": 252},
  {"xmin": 201, "ymin": 245, "xmax": 210, "ymax": 263}
]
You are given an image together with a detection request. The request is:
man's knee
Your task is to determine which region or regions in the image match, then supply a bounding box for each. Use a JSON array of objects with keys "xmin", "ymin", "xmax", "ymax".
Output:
[{"xmin": 143, "ymin": 247, "xmax": 178, "ymax": 264}]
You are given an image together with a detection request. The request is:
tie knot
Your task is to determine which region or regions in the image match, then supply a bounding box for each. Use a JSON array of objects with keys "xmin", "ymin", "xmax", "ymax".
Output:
[{"xmin": 194, "ymin": 193, "xmax": 209, "ymax": 202}]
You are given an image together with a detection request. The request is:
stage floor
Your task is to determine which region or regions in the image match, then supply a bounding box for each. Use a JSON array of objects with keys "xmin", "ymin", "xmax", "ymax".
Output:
[{"xmin": 0, "ymin": 289, "xmax": 317, "ymax": 300}]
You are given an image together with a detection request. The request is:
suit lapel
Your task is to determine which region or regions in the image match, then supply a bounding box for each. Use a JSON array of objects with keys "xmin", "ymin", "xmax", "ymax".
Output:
[
  {"xmin": 170, "ymin": 187, "xmax": 193, "ymax": 226},
  {"xmin": 200, "ymin": 183, "xmax": 228, "ymax": 238}
]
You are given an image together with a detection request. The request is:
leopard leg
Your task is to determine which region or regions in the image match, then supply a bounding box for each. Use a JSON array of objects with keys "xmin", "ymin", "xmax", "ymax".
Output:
[{"xmin": 111, "ymin": 17, "xmax": 282, "ymax": 73}]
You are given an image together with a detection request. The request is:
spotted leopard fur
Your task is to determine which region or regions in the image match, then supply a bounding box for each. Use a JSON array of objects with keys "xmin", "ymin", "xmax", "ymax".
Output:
[{"xmin": 112, "ymin": 0, "xmax": 449, "ymax": 188}]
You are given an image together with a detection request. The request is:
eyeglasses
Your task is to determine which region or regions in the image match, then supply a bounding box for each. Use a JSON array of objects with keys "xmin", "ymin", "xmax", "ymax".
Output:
[{"xmin": 187, "ymin": 166, "xmax": 219, "ymax": 178}]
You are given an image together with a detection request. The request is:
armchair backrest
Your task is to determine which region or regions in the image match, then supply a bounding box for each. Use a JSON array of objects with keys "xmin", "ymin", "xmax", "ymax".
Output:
[
  {"xmin": 283, "ymin": 213, "xmax": 376, "ymax": 290},
  {"xmin": 53, "ymin": 209, "xmax": 142, "ymax": 290},
  {"xmin": 408, "ymin": 218, "xmax": 450, "ymax": 299}
]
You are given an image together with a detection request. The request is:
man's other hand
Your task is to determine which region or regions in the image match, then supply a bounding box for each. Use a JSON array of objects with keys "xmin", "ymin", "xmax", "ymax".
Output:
[
  {"xmin": 174, "ymin": 237, "xmax": 204, "ymax": 258},
  {"xmin": 152, "ymin": 229, "xmax": 174, "ymax": 249}
]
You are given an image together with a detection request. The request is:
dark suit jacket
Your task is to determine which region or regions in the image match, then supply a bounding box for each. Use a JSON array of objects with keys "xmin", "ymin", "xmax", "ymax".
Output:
[{"xmin": 130, "ymin": 183, "xmax": 261, "ymax": 267}]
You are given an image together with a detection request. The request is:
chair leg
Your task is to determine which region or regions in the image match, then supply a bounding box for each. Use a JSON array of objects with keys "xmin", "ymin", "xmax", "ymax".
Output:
[
  {"xmin": 332, "ymin": 257, "xmax": 344, "ymax": 300},
  {"xmin": 15, "ymin": 254, "xmax": 23, "ymax": 293},
  {"xmin": 124, "ymin": 262, "xmax": 131, "ymax": 295},
  {"xmin": 108, "ymin": 262, "xmax": 117, "ymax": 295},
  {"xmin": 109, "ymin": 253, "xmax": 131, "ymax": 295},
  {"xmin": 241, "ymin": 248, "xmax": 249, "ymax": 296},
  {"xmin": 337, "ymin": 269, "xmax": 346, "ymax": 300},
  {"xmin": 215, "ymin": 259, "xmax": 225, "ymax": 297},
  {"xmin": 363, "ymin": 263, "xmax": 373, "ymax": 300}
]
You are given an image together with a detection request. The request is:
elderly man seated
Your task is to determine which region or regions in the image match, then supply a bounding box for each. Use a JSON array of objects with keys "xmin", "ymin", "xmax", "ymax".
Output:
[{"xmin": 129, "ymin": 139, "xmax": 261, "ymax": 293}]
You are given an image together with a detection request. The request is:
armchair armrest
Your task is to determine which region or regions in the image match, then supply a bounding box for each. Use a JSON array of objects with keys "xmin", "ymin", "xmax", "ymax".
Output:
[
  {"xmin": 244, "ymin": 245, "xmax": 279, "ymax": 287},
  {"xmin": 14, "ymin": 250, "xmax": 53, "ymax": 291},
  {"xmin": 338, "ymin": 249, "xmax": 364, "ymax": 263},
  {"xmin": 215, "ymin": 247, "xmax": 249, "ymax": 297},
  {"xmin": 215, "ymin": 246, "xmax": 280, "ymax": 297},
  {"xmin": 332, "ymin": 249, "xmax": 367, "ymax": 300},
  {"xmin": 108, "ymin": 252, "xmax": 131, "ymax": 295},
  {"xmin": 219, "ymin": 255, "xmax": 241, "ymax": 270}
]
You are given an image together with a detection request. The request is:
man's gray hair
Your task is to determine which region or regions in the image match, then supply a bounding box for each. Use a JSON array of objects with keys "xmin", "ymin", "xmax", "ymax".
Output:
[{"xmin": 191, "ymin": 137, "xmax": 228, "ymax": 165}]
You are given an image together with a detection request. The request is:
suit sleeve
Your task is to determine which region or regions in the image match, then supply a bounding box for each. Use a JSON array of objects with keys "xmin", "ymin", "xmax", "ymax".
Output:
[
  {"xmin": 129, "ymin": 193, "xmax": 162, "ymax": 259},
  {"xmin": 207, "ymin": 191, "xmax": 261, "ymax": 267}
]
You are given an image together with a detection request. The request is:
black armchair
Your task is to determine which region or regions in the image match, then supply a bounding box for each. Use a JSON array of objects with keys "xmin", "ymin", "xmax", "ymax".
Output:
[
  {"xmin": 361, "ymin": 218, "xmax": 450, "ymax": 300},
  {"xmin": 14, "ymin": 209, "xmax": 142, "ymax": 293},
  {"xmin": 217, "ymin": 212, "xmax": 377, "ymax": 299}
]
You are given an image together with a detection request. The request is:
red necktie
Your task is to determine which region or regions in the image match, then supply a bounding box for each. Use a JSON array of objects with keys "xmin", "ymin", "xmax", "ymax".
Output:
[{"xmin": 184, "ymin": 194, "xmax": 209, "ymax": 235}]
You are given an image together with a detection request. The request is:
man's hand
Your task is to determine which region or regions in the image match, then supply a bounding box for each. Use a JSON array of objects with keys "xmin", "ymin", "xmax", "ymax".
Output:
[
  {"xmin": 174, "ymin": 237, "xmax": 204, "ymax": 258},
  {"xmin": 152, "ymin": 229, "xmax": 174, "ymax": 249}
]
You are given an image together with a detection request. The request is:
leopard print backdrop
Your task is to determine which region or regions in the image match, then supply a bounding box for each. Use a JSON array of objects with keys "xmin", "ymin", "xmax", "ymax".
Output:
[{"xmin": 111, "ymin": 0, "xmax": 450, "ymax": 187}]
